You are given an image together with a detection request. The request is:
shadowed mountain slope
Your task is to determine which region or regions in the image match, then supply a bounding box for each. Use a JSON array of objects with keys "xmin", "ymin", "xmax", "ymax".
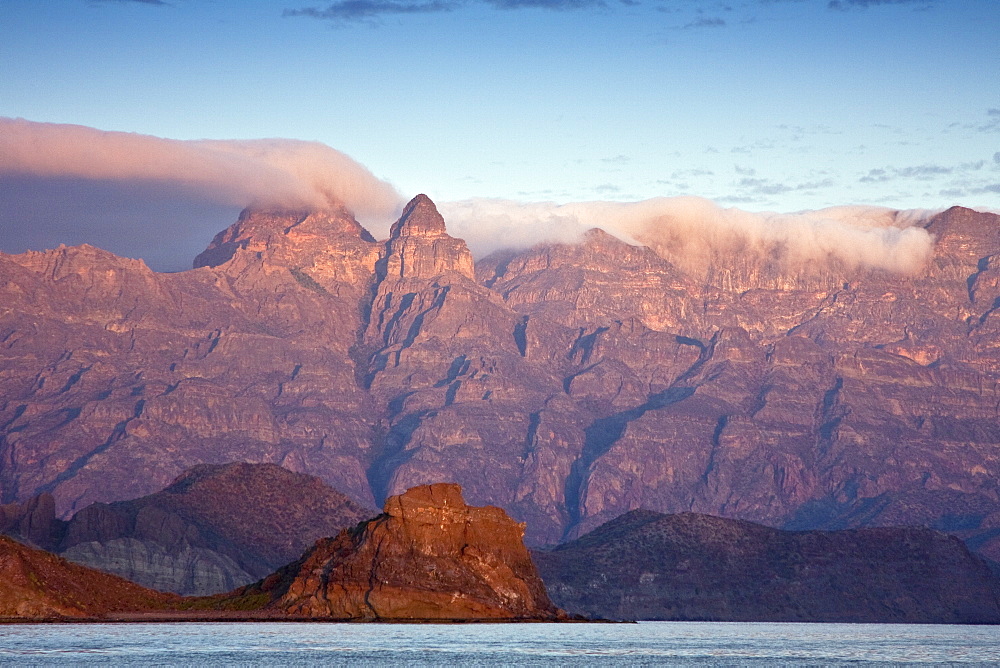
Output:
[{"xmin": 532, "ymin": 509, "xmax": 1000, "ymax": 623}]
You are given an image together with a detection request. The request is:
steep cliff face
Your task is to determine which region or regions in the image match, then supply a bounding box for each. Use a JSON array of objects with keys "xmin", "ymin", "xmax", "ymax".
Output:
[
  {"xmin": 2, "ymin": 197, "xmax": 1000, "ymax": 561},
  {"xmin": 532, "ymin": 510, "xmax": 1000, "ymax": 623},
  {"xmin": 243, "ymin": 483, "xmax": 563, "ymax": 620},
  {"xmin": 1, "ymin": 463, "xmax": 373, "ymax": 595}
]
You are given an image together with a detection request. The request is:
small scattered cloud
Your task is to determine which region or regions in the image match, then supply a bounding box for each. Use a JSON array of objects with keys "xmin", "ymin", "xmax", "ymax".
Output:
[
  {"xmin": 601, "ymin": 154, "xmax": 631, "ymax": 164},
  {"xmin": 714, "ymin": 194, "xmax": 760, "ymax": 205},
  {"xmin": 734, "ymin": 176, "xmax": 835, "ymax": 197},
  {"xmin": 860, "ymin": 168, "xmax": 890, "ymax": 183},
  {"xmin": 681, "ymin": 15, "xmax": 725, "ymax": 28},
  {"xmin": 894, "ymin": 164, "xmax": 952, "ymax": 178},
  {"xmin": 738, "ymin": 177, "xmax": 791, "ymax": 195},
  {"xmin": 863, "ymin": 159, "xmax": 998, "ymax": 203},
  {"xmin": 860, "ymin": 161, "xmax": 990, "ymax": 185},
  {"xmin": 734, "ymin": 165, "xmax": 756, "ymax": 176},
  {"xmin": 284, "ymin": 0, "xmax": 455, "ymax": 20},
  {"xmin": 671, "ymin": 168, "xmax": 714, "ymax": 178},
  {"xmin": 285, "ymin": 0, "xmax": 603, "ymax": 19},
  {"xmin": 828, "ymin": 0, "xmax": 933, "ymax": 9},
  {"xmin": 90, "ymin": 0, "xmax": 169, "ymax": 4},
  {"xmin": 486, "ymin": 0, "xmax": 605, "ymax": 9},
  {"xmin": 861, "ymin": 164, "xmax": 953, "ymax": 182},
  {"xmin": 980, "ymin": 113, "xmax": 1000, "ymax": 133}
]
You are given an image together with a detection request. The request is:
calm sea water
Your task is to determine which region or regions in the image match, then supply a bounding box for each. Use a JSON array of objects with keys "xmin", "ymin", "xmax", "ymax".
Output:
[{"xmin": 1, "ymin": 621, "xmax": 998, "ymax": 666}]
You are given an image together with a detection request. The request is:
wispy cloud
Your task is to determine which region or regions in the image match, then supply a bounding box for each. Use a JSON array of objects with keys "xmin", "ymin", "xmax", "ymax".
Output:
[
  {"xmin": 285, "ymin": 0, "xmax": 603, "ymax": 20},
  {"xmin": 980, "ymin": 109, "xmax": 1000, "ymax": 133},
  {"xmin": 284, "ymin": 0, "xmax": 455, "ymax": 19},
  {"xmin": 681, "ymin": 15, "xmax": 726, "ymax": 28},
  {"xmin": 91, "ymin": 0, "xmax": 170, "ymax": 4},
  {"xmin": 673, "ymin": 168, "xmax": 714, "ymax": 178},
  {"xmin": 486, "ymin": 0, "xmax": 604, "ymax": 9},
  {"xmin": 735, "ymin": 176, "xmax": 835, "ymax": 197},
  {"xmin": 860, "ymin": 161, "xmax": 985, "ymax": 183},
  {"xmin": 828, "ymin": 0, "xmax": 933, "ymax": 9}
]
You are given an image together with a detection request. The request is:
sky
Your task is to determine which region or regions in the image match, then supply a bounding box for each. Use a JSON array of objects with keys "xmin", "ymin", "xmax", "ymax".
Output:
[{"xmin": 0, "ymin": 0, "xmax": 998, "ymax": 271}]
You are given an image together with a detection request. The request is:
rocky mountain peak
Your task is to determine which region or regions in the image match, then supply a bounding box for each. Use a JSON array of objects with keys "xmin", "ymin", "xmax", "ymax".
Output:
[
  {"xmin": 924, "ymin": 206, "xmax": 1000, "ymax": 263},
  {"xmin": 193, "ymin": 204, "xmax": 376, "ymax": 270},
  {"xmin": 383, "ymin": 481, "xmax": 466, "ymax": 519},
  {"xmin": 380, "ymin": 194, "xmax": 474, "ymax": 280},
  {"xmin": 389, "ymin": 194, "xmax": 448, "ymax": 239}
]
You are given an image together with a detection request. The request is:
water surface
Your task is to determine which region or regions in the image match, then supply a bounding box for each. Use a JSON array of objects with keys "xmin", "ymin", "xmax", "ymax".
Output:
[{"xmin": 1, "ymin": 621, "xmax": 998, "ymax": 665}]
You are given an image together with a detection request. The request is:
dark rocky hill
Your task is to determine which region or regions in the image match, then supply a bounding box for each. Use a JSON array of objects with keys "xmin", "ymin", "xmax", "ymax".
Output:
[
  {"xmin": 532, "ymin": 510, "xmax": 1000, "ymax": 623},
  {"xmin": 1, "ymin": 463, "xmax": 372, "ymax": 594},
  {"xmin": 2, "ymin": 195, "xmax": 1000, "ymax": 564}
]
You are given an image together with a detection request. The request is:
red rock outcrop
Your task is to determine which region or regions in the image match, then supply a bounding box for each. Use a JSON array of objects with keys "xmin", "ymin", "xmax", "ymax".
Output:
[{"xmin": 246, "ymin": 483, "xmax": 563, "ymax": 620}]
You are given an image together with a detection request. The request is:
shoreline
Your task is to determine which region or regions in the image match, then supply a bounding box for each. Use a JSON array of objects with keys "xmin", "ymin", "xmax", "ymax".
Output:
[{"xmin": 0, "ymin": 614, "xmax": 619, "ymax": 625}]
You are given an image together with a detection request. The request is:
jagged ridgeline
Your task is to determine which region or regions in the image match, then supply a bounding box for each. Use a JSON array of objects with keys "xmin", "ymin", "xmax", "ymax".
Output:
[{"xmin": 2, "ymin": 197, "xmax": 1000, "ymax": 568}]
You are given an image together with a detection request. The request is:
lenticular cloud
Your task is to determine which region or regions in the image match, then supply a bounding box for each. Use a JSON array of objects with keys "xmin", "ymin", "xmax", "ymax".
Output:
[
  {"xmin": 0, "ymin": 118, "xmax": 403, "ymax": 222},
  {"xmin": 439, "ymin": 197, "xmax": 935, "ymax": 276}
]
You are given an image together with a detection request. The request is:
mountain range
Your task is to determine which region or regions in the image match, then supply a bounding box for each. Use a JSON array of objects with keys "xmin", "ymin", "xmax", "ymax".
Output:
[{"xmin": 2, "ymin": 195, "xmax": 999, "ymax": 570}]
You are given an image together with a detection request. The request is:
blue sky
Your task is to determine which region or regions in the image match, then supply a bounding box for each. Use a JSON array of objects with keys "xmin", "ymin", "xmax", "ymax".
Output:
[{"xmin": 0, "ymin": 0, "xmax": 998, "ymax": 268}]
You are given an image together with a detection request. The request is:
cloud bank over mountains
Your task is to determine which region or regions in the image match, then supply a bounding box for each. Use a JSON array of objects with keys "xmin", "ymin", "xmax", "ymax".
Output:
[
  {"xmin": 0, "ymin": 118, "xmax": 403, "ymax": 220},
  {"xmin": 0, "ymin": 119, "xmax": 938, "ymax": 276},
  {"xmin": 441, "ymin": 198, "xmax": 935, "ymax": 276},
  {"xmin": 0, "ymin": 118, "xmax": 403, "ymax": 270}
]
